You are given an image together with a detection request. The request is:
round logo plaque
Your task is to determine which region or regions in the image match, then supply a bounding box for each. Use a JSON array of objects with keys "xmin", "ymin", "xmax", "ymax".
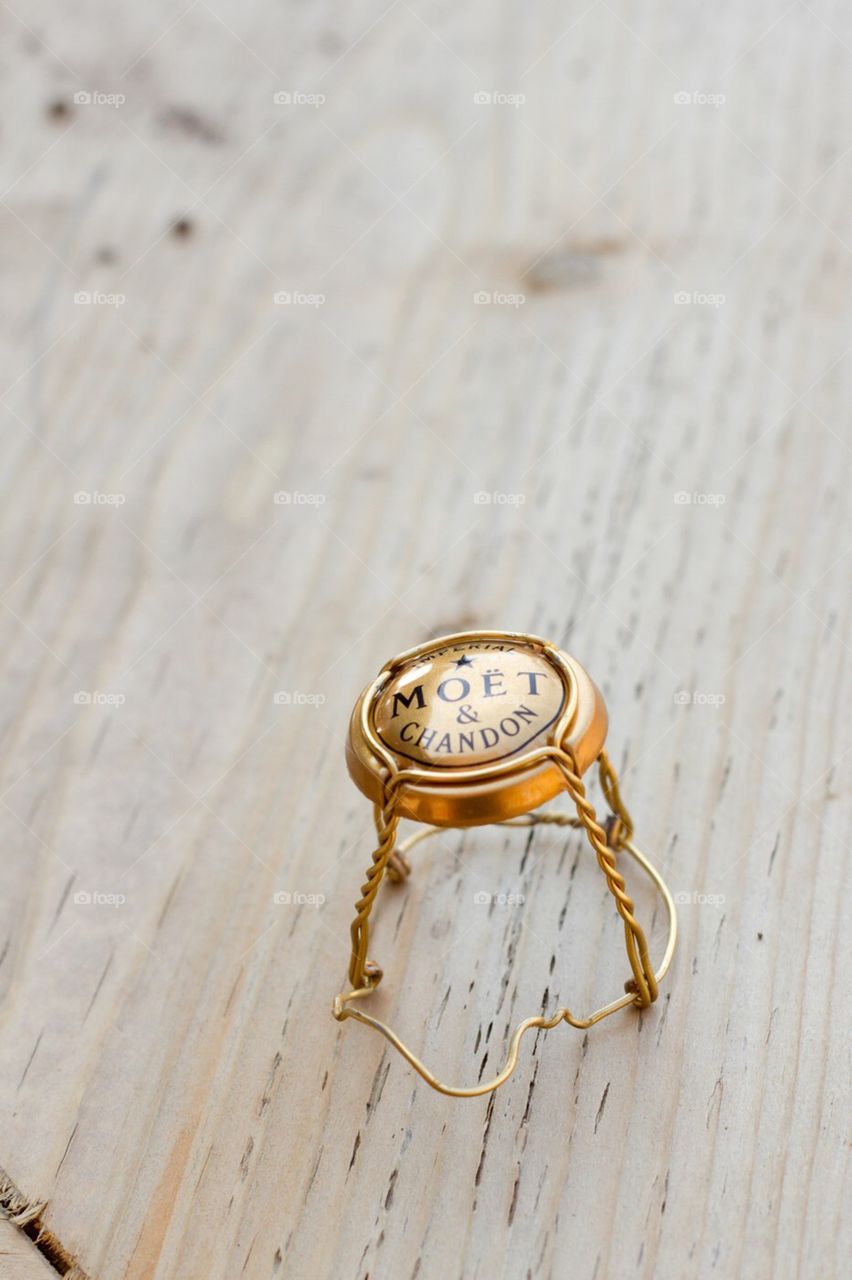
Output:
[
  {"xmin": 374, "ymin": 640, "xmax": 565, "ymax": 767},
  {"xmin": 346, "ymin": 630, "xmax": 608, "ymax": 826}
]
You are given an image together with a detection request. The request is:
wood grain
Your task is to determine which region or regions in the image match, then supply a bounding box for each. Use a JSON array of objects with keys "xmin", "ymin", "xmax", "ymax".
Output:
[
  {"xmin": 0, "ymin": 2, "xmax": 849, "ymax": 1277},
  {"xmin": 0, "ymin": 1219, "xmax": 61, "ymax": 1280}
]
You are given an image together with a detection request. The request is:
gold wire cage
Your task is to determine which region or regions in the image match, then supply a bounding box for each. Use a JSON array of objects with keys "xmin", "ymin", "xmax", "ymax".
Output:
[{"xmin": 333, "ymin": 630, "xmax": 677, "ymax": 1098}]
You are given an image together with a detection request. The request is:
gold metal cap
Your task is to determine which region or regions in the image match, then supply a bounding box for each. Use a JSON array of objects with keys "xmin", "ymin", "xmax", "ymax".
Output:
[{"xmin": 346, "ymin": 630, "xmax": 607, "ymax": 826}]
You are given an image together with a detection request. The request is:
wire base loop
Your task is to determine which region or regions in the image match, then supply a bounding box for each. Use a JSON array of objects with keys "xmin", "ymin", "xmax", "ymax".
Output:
[{"xmin": 334, "ymin": 812, "xmax": 677, "ymax": 1099}]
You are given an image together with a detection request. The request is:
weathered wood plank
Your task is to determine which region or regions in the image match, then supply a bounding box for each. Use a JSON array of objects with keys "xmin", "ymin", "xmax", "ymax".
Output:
[
  {"xmin": 0, "ymin": 1220, "xmax": 61, "ymax": 1280},
  {"xmin": 0, "ymin": 2, "xmax": 849, "ymax": 1278}
]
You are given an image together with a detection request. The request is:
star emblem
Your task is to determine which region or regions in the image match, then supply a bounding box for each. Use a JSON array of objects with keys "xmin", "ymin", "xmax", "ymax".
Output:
[{"xmin": 453, "ymin": 654, "xmax": 473, "ymax": 668}]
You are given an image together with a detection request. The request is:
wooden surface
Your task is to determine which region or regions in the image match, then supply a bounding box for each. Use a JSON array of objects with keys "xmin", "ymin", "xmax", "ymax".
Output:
[{"xmin": 0, "ymin": 2, "xmax": 850, "ymax": 1277}]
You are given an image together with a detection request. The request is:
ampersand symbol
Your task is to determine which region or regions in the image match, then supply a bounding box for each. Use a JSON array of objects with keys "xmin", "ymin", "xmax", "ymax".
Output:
[{"xmin": 456, "ymin": 704, "xmax": 479, "ymax": 724}]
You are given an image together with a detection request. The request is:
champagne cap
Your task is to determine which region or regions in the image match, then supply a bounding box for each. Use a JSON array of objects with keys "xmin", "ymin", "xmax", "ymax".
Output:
[{"xmin": 346, "ymin": 630, "xmax": 607, "ymax": 826}]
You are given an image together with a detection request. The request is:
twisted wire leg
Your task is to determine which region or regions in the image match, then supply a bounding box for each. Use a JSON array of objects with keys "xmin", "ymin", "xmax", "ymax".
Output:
[
  {"xmin": 334, "ymin": 816, "xmax": 676, "ymax": 1098},
  {"xmin": 552, "ymin": 747, "xmax": 657, "ymax": 1004}
]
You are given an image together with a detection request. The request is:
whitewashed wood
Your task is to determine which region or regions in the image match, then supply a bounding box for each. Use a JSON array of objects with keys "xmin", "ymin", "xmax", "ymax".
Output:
[
  {"xmin": 0, "ymin": 1219, "xmax": 59, "ymax": 1280},
  {"xmin": 0, "ymin": 2, "xmax": 849, "ymax": 1278}
]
